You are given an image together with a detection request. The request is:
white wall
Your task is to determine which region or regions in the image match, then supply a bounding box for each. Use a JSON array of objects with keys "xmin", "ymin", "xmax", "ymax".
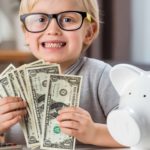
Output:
[
  {"xmin": 0, "ymin": 0, "xmax": 27, "ymax": 51},
  {"xmin": 131, "ymin": 0, "xmax": 150, "ymax": 64}
]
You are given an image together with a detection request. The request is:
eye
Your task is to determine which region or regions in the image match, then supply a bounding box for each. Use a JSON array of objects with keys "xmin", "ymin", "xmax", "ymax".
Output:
[
  {"xmin": 38, "ymin": 17, "xmax": 45, "ymax": 22},
  {"xmin": 60, "ymin": 17, "xmax": 75, "ymax": 24},
  {"xmin": 37, "ymin": 16, "xmax": 47, "ymax": 23},
  {"xmin": 63, "ymin": 17, "xmax": 72, "ymax": 22},
  {"xmin": 129, "ymin": 92, "xmax": 132, "ymax": 95},
  {"xmin": 143, "ymin": 94, "xmax": 147, "ymax": 98},
  {"xmin": 59, "ymin": 15, "xmax": 77, "ymax": 24},
  {"xmin": 34, "ymin": 15, "xmax": 48, "ymax": 23}
]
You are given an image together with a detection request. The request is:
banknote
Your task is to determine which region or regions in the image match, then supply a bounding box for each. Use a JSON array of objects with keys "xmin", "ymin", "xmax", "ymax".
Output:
[
  {"xmin": 26, "ymin": 65, "xmax": 60, "ymax": 137},
  {"xmin": 0, "ymin": 64, "xmax": 15, "ymax": 77},
  {"xmin": 41, "ymin": 74, "xmax": 82, "ymax": 150},
  {"xmin": 7, "ymin": 71, "xmax": 39, "ymax": 148},
  {"xmin": 0, "ymin": 75, "xmax": 14, "ymax": 96},
  {"xmin": 0, "ymin": 64, "xmax": 16, "ymax": 97},
  {"xmin": 0, "ymin": 82, "xmax": 8, "ymax": 98},
  {"xmin": 17, "ymin": 61, "xmax": 48, "ymax": 98}
]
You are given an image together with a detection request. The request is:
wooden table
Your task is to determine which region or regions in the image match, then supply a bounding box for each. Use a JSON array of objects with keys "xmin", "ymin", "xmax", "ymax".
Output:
[{"xmin": 0, "ymin": 50, "xmax": 35, "ymax": 65}]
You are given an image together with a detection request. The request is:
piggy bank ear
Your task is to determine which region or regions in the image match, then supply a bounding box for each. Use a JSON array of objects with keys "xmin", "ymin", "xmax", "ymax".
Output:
[{"xmin": 110, "ymin": 64, "xmax": 143, "ymax": 95}]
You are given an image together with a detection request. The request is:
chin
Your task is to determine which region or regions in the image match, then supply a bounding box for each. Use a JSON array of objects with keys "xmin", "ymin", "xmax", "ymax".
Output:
[{"xmin": 44, "ymin": 57, "xmax": 61, "ymax": 64}]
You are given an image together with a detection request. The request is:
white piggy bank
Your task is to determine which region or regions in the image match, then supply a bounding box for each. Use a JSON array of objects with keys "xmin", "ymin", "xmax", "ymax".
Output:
[{"xmin": 107, "ymin": 64, "xmax": 150, "ymax": 150}]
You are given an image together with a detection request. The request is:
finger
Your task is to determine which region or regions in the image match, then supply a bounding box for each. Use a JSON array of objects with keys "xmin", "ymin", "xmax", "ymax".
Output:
[
  {"xmin": 59, "ymin": 120, "xmax": 79, "ymax": 130},
  {"xmin": 57, "ymin": 112, "xmax": 82, "ymax": 122},
  {"xmin": 59, "ymin": 107, "xmax": 78, "ymax": 113},
  {"xmin": 0, "ymin": 109, "xmax": 27, "ymax": 122},
  {"xmin": 59, "ymin": 107, "xmax": 90, "ymax": 117},
  {"xmin": 0, "ymin": 101, "xmax": 27, "ymax": 114},
  {"xmin": 60, "ymin": 127, "xmax": 77, "ymax": 137},
  {"xmin": 0, "ymin": 116, "xmax": 22, "ymax": 132},
  {"xmin": 0, "ymin": 97, "xmax": 22, "ymax": 106}
]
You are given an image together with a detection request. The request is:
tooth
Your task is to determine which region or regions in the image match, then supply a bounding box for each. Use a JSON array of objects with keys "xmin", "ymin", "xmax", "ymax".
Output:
[{"xmin": 45, "ymin": 43, "xmax": 63, "ymax": 48}]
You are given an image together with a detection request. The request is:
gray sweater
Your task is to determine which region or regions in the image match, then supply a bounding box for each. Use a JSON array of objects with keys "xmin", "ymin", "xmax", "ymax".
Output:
[{"xmin": 6, "ymin": 57, "xmax": 119, "ymax": 148}]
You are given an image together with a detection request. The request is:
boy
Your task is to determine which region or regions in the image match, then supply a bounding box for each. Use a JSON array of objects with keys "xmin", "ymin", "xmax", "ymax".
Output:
[{"xmin": 0, "ymin": 0, "xmax": 123, "ymax": 148}]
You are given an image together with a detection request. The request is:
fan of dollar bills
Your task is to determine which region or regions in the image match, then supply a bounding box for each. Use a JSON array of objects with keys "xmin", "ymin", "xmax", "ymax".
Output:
[{"xmin": 0, "ymin": 60, "xmax": 82, "ymax": 150}]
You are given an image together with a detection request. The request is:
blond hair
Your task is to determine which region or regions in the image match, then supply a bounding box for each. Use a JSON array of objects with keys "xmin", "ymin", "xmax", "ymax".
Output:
[
  {"xmin": 80, "ymin": 0, "xmax": 100, "ymax": 39},
  {"xmin": 19, "ymin": 0, "xmax": 100, "ymax": 44}
]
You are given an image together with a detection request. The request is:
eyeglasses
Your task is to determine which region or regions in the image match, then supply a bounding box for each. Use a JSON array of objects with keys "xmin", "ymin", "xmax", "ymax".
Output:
[{"xmin": 20, "ymin": 11, "xmax": 92, "ymax": 33}]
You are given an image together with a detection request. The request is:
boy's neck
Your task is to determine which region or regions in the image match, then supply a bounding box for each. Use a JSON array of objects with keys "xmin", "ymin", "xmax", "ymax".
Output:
[
  {"xmin": 60, "ymin": 63, "xmax": 70, "ymax": 73},
  {"xmin": 60, "ymin": 59, "xmax": 78, "ymax": 74}
]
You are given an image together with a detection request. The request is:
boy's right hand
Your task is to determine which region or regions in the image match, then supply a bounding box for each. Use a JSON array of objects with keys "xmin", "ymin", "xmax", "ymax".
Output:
[{"xmin": 0, "ymin": 97, "xmax": 27, "ymax": 133}]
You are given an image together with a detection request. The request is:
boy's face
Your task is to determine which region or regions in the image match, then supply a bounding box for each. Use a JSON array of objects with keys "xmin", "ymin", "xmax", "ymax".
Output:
[{"xmin": 25, "ymin": 0, "xmax": 94, "ymax": 72}]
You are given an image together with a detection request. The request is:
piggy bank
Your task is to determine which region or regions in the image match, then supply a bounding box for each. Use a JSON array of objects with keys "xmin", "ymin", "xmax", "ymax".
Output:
[{"xmin": 107, "ymin": 64, "xmax": 150, "ymax": 150}]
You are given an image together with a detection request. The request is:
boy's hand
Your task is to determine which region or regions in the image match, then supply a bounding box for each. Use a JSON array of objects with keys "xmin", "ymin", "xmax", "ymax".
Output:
[
  {"xmin": 0, "ymin": 97, "xmax": 27, "ymax": 132},
  {"xmin": 57, "ymin": 107, "xmax": 96, "ymax": 144}
]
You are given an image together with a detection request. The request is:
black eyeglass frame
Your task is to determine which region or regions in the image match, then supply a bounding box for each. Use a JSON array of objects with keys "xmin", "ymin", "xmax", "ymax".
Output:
[{"xmin": 20, "ymin": 11, "xmax": 88, "ymax": 33}]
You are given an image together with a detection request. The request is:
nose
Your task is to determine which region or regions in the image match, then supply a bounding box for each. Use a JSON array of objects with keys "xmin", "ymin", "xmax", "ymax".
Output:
[{"xmin": 45, "ymin": 19, "xmax": 62, "ymax": 35}]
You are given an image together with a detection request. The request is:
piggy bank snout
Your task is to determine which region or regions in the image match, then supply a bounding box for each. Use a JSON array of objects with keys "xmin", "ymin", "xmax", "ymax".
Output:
[{"xmin": 107, "ymin": 109, "xmax": 141, "ymax": 146}]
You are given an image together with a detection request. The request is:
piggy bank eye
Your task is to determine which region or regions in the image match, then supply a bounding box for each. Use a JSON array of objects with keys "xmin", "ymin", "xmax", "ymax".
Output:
[
  {"xmin": 129, "ymin": 92, "xmax": 132, "ymax": 95},
  {"xmin": 143, "ymin": 95, "xmax": 147, "ymax": 98}
]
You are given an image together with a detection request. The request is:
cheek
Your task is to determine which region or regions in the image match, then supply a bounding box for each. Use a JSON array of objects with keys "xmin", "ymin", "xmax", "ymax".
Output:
[
  {"xmin": 25, "ymin": 31, "xmax": 40, "ymax": 42},
  {"xmin": 68, "ymin": 32, "xmax": 85, "ymax": 48},
  {"xmin": 26, "ymin": 33, "xmax": 40, "ymax": 50}
]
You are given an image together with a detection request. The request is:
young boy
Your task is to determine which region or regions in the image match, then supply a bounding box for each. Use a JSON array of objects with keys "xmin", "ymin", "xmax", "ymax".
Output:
[{"xmin": 0, "ymin": 0, "xmax": 123, "ymax": 148}]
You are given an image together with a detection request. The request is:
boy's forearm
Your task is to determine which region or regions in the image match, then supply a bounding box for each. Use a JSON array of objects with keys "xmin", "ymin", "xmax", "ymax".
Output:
[{"xmin": 90, "ymin": 123, "xmax": 124, "ymax": 147}]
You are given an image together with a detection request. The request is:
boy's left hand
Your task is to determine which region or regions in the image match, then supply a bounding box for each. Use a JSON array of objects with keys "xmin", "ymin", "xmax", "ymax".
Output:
[{"xmin": 56, "ymin": 107, "xmax": 96, "ymax": 144}]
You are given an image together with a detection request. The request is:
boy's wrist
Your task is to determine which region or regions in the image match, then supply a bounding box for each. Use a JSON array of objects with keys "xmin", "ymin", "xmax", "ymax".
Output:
[
  {"xmin": 87, "ymin": 123, "xmax": 100, "ymax": 145},
  {"xmin": 92, "ymin": 123, "xmax": 101, "ymax": 145},
  {"xmin": 89, "ymin": 123, "xmax": 107, "ymax": 146}
]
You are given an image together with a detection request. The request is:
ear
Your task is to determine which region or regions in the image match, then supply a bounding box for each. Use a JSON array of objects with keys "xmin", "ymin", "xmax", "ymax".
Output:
[
  {"xmin": 110, "ymin": 64, "xmax": 143, "ymax": 95},
  {"xmin": 83, "ymin": 22, "xmax": 97, "ymax": 45}
]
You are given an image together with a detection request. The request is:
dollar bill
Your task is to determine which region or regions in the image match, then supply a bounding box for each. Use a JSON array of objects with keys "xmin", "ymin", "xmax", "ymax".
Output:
[
  {"xmin": 41, "ymin": 74, "xmax": 82, "ymax": 150},
  {"xmin": 0, "ymin": 64, "xmax": 16, "ymax": 97},
  {"xmin": 0, "ymin": 84, "xmax": 7, "ymax": 98},
  {"xmin": 26, "ymin": 65, "xmax": 60, "ymax": 138},
  {"xmin": 0, "ymin": 64, "xmax": 15, "ymax": 77},
  {"xmin": 17, "ymin": 61, "xmax": 48, "ymax": 97},
  {"xmin": 7, "ymin": 72, "xmax": 20, "ymax": 96},
  {"xmin": 7, "ymin": 71, "xmax": 39, "ymax": 148},
  {"xmin": 0, "ymin": 75, "xmax": 14, "ymax": 96}
]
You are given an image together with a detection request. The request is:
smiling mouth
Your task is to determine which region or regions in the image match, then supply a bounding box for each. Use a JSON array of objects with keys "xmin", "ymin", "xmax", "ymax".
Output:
[{"xmin": 41, "ymin": 42, "xmax": 66, "ymax": 48}]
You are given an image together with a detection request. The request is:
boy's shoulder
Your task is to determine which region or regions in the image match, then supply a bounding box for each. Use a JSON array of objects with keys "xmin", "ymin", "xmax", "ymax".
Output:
[
  {"xmin": 83, "ymin": 57, "xmax": 111, "ymax": 72},
  {"xmin": 80, "ymin": 57, "xmax": 112, "ymax": 84},
  {"xmin": 65, "ymin": 57, "xmax": 111, "ymax": 75}
]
